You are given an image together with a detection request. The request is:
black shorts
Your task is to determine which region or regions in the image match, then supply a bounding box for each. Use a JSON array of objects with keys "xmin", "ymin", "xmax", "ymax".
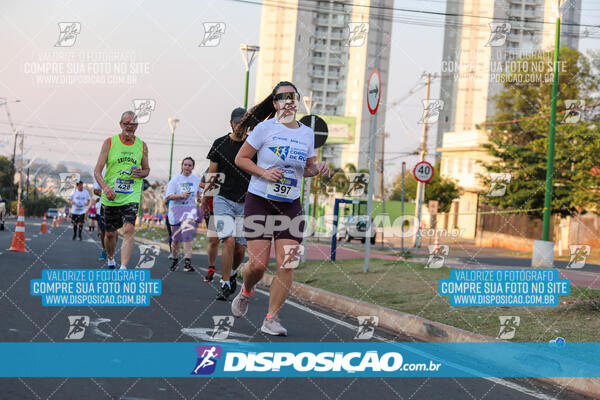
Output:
[
  {"xmin": 243, "ymin": 192, "xmax": 304, "ymax": 243},
  {"xmin": 71, "ymin": 214, "xmax": 85, "ymax": 224},
  {"xmin": 101, "ymin": 203, "xmax": 138, "ymax": 232},
  {"xmin": 97, "ymin": 214, "xmax": 105, "ymax": 232}
]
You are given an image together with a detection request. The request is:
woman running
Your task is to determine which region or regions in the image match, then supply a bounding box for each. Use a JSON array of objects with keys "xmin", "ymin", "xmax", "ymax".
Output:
[
  {"xmin": 165, "ymin": 157, "xmax": 202, "ymax": 272},
  {"xmin": 87, "ymin": 200, "xmax": 98, "ymax": 232},
  {"xmin": 231, "ymin": 81, "xmax": 329, "ymax": 336}
]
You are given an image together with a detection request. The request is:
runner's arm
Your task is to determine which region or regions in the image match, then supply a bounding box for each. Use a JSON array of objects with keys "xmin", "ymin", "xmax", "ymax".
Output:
[
  {"xmin": 303, "ymin": 157, "xmax": 330, "ymax": 177},
  {"xmin": 235, "ymin": 142, "xmax": 283, "ymax": 182},
  {"xmin": 94, "ymin": 139, "xmax": 111, "ymax": 191},
  {"xmin": 133, "ymin": 142, "xmax": 150, "ymax": 178}
]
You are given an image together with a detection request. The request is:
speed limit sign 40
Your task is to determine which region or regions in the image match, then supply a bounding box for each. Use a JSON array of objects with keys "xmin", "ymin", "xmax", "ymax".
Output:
[{"xmin": 413, "ymin": 161, "xmax": 434, "ymax": 183}]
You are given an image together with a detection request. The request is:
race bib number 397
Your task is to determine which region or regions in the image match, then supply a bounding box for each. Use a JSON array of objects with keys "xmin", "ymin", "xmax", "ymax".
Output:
[
  {"xmin": 115, "ymin": 178, "xmax": 134, "ymax": 194},
  {"xmin": 266, "ymin": 177, "xmax": 297, "ymax": 202}
]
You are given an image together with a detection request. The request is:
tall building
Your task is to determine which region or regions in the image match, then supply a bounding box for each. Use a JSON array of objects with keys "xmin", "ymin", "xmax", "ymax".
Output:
[
  {"xmin": 254, "ymin": 0, "xmax": 393, "ymax": 196},
  {"xmin": 436, "ymin": 0, "xmax": 582, "ymax": 148},
  {"xmin": 435, "ymin": 0, "xmax": 581, "ymax": 239}
]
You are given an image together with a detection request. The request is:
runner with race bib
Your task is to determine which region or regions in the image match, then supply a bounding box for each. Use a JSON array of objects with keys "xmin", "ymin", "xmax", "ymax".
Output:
[
  {"xmin": 94, "ymin": 110, "xmax": 150, "ymax": 270},
  {"xmin": 231, "ymin": 81, "xmax": 329, "ymax": 336},
  {"xmin": 165, "ymin": 157, "xmax": 202, "ymax": 272}
]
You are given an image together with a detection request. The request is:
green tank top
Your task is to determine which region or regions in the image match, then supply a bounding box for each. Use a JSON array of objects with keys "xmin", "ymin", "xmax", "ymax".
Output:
[{"xmin": 101, "ymin": 134, "xmax": 144, "ymax": 206}]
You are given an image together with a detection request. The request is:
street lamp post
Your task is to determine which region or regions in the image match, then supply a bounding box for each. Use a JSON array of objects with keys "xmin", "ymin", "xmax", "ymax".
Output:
[
  {"xmin": 167, "ymin": 118, "xmax": 180, "ymax": 181},
  {"xmin": 240, "ymin": 44, "xmax": 260, "ymax": 108},
  {"xmin": 532, "ymin": 1, "xmax": 562, "ymax": 267}
]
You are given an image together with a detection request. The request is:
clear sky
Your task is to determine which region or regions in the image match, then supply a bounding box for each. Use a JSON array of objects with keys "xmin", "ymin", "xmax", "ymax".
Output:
[{"xmin": 1, "ymin": 0, "xmax": 599, "ymax": 183}]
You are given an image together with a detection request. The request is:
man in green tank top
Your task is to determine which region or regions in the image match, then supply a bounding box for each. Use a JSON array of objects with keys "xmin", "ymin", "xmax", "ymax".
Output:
[{"xmin": 94, "ymin": 111, "xmax": 150, "ymax": 270}]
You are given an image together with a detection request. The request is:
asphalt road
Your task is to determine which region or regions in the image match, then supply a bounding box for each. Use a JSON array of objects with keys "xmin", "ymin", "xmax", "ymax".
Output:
[{"xmin": 0, "ymin": 219, "xmax": 592, "ymax": 400}]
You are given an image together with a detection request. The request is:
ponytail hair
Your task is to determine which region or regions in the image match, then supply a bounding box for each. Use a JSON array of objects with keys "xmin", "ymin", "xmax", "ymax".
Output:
[{"xmin": 235, "ymin": 81, "xmax": 299, "ymax": 136}]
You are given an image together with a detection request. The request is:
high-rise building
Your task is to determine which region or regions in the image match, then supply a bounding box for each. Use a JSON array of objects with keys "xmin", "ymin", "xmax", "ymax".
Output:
[
  {"xmin": 436, "ymin": 0, "xmax": 582, "ymax": 148},
  {"xmin": 435, "ymin": 0, "xmax": 581, "ymax": 239},
  {"xmin": 254, "ymin": 0, "xmax": 393, "ymax": 196}
]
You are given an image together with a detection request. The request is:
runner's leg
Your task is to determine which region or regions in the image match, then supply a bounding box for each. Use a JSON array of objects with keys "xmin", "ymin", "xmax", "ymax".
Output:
[
  {"xmin": 119, "ymin": 223, "xmax": 135, "ymax": 268},
  {"xmin": 242, "ymin": 239, "xmax": 271, "ymax": 293},
  {"xmin": 268, "ymin": 238, "xmax": 297, "ymax": 317}
]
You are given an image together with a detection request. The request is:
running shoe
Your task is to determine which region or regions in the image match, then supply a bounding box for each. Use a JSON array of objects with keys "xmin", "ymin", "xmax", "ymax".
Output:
[
  {"xmin": 119, "ymin": 265, "xmax": 127, "ymax": 270},
  {"xmin": 107, "ymin": 259, "xmax": 116, "ymax": 269},
  {"xmin": 216, "ymin": 282, "xmax": 231, "ymax": 301},
  {"xmin": 98, "ymin": 250, "xmax": 107, "ymax": 261},
  {"xmin": 168, "ymin": 253, "xmax": 174, "ymax": 260},
  {"xmin": 229, "ymin": 270, "xmax": 238, "ymax": 294},
  {"xmin": 183, "ymin": 259, "xmax": 195, "ymax": 272},
  {"xmin": 204, "ymin": 267, "xmax": 215, "ymax": 282},
  {"xmin": 261, "ymin": 315, "xmax": 288, "ymax": 336},
  {"xmin": 231, "ymin": 289, "xmax": 251, "ymax": 318},
  {"xmin": 169, "ymin": 259, "xmax": 178, "ymax": 272}
]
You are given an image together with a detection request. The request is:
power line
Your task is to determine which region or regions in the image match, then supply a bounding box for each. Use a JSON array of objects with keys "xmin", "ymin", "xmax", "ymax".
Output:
[{"xmin": 233, "ymin": 0, "xmax": 600, "ymax": 30}]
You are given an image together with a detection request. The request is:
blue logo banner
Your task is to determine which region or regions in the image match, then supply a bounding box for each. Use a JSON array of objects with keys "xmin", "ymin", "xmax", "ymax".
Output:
[{"xmin": 0, "ymin": 342, "xmax": 598, "ymax": 378}]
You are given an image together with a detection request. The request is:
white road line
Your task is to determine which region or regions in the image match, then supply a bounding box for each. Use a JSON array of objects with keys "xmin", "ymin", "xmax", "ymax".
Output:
[{"xmin": 192, "ymin": 262, "xmax": 558, "ymax": 399}]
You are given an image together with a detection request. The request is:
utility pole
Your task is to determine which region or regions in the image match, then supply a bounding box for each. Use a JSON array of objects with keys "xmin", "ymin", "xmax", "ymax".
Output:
[
  {"xmin": 414, "ymin": 72, "xmax": 432, "ymax": 248},
  {"xmin": 378, "ymin": 133, "xmax": 389, "ymax": 247},
  {"xmin": 16, "ymin": 131, "xmax": 24, "ymax": 216},
  {"xmin": 26, "ymin": 167, "xmax": 30, "ymax": 200}
]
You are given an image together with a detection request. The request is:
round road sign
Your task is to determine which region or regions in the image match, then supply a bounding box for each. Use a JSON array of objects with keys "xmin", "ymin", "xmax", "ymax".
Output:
[
  {"xmin": 299, "ymin": 114, "xmax": 328, "ymax": 149},
  {"xmin": 367, "ymin": 69, "xmax": 381, "ymax": 115},
  {"xmin": 413, "ymin": 161, "xmax": 434, "ymax": 183}
]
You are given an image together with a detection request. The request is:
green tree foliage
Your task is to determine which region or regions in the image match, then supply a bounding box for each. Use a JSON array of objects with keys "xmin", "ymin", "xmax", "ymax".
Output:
[
  {"xmin": 480, "ymin": 48, "xmax": 600, "ymax": 218},
  {"xmin": 0, "ymin": 156, "xmax": 17, "ymax": 203},
  {"xmin": 389, "ymin": 160, "xmax": 460, "ymax": 213}
]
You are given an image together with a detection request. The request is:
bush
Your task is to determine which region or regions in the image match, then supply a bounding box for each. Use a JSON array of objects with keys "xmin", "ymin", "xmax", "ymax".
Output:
[{"xmin": 21, "ymin": 194, "xmax": 68, "ymax": 217}]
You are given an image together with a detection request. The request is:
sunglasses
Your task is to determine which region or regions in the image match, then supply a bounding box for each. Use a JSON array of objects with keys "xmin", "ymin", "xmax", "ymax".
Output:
[
  {"xmin": 273, "ymin": 92, "xmax": 300, "ymax": 102},
  {"xmin": 121, "ymin": 122, "xmax": 138, "ymax": 127}
]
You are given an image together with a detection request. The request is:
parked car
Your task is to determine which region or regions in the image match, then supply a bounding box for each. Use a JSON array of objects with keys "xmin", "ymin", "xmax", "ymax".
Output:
[
  {"xmin": 46, "ymin": 208, "xmax": 58, "ymax": 219},
  {"xmin": 338, "ymin": 215, "xmax": 376, "ymax": 244}
]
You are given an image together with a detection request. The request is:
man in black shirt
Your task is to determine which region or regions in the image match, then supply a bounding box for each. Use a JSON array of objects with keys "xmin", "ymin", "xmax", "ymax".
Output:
[{"xmin": 202, "ymin": 107, "xmax": 253, "ymax": 300}]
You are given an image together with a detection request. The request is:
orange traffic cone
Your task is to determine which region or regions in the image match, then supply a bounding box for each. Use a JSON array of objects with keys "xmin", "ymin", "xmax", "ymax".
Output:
[
  {"xmin": 40, "ymin": 213, "xmax": 48, "ymax": 233},
  {"xmin": 8, "ymin": 206, "xmax": 27, "ymax": 252},
  {"xmin": 51, "ymin": 216, "xmax": 57, "ymax": 228}
]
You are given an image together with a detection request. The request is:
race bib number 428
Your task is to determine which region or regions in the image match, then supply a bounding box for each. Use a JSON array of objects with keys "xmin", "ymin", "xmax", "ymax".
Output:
[
  {"xmin": 266, "ymin": 177, "xmax": 297, "ymax": 202},
  {"xmin": 115, "ymin": 178, "xmax": 134, "ymax": 194}
]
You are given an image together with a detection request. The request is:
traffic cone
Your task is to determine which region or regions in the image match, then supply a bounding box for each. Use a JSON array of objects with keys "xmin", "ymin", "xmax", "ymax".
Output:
[
  {"xmin": 40, "ymin": 213, "xmax": 48, "ymax": 233},
  {"xmin": 52, "ymin": 216, "xmax": 57, "ymax": 228},
  {"xmin": 8, "ymin": 207, "xmax": 27, "ymax": 252}
]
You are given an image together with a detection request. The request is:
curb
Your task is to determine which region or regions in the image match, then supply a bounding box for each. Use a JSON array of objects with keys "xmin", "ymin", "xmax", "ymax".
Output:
[{"xmin": 133, "ymin": 235, "xmax": 600, "ymax": 398}]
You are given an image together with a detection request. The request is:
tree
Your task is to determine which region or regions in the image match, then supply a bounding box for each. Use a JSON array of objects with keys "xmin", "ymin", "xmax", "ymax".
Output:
[
  {"xmin": 480, "ymin": 48, "xmax": 600, "ymax": 218},
  {"xmin": 0, "ymin": 156, "xmax": 17, "ymax": 203},
  {"xmin": 389, "ymin": 160, "xmax": 461, "ymax": 213}
]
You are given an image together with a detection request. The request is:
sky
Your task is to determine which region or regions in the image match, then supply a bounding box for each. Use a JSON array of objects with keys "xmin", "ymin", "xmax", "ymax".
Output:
[{"xmin": 1, "ymin": 0, "xmax": 599, "ymax": 184}]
